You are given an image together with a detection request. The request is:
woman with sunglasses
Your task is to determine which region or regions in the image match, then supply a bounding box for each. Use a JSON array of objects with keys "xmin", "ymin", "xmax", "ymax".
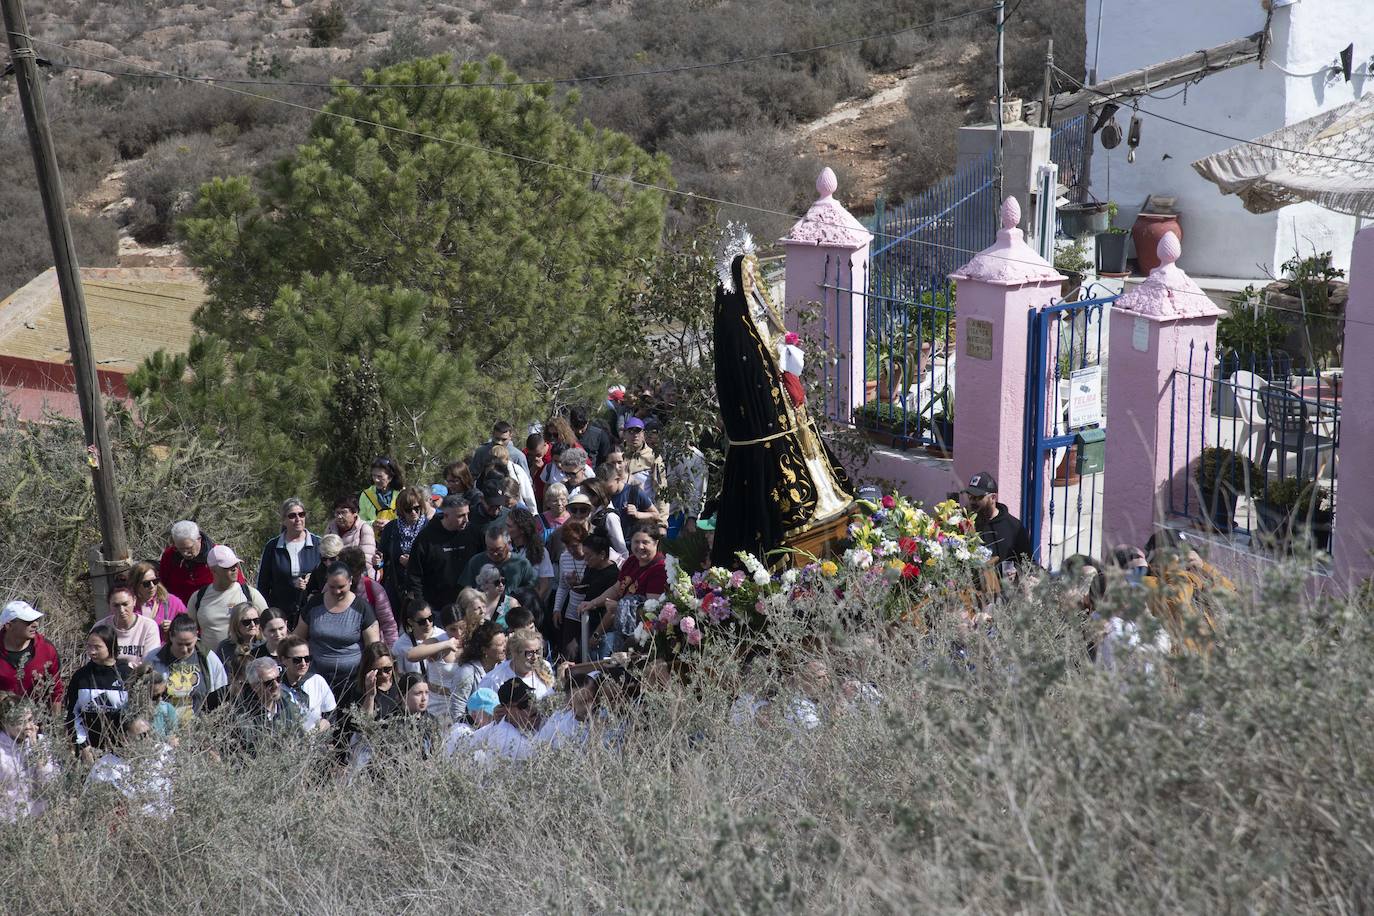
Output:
[
  {"xmin": 476, "ymin": 628, "xmax": 554, "ymax": 701},
  {"xmin": 126, "ymin": 561, "xmax": 184, "ymax": 643},
  {"xmin": 213, "ymin": 602, "xmax": 265, "ymax": 672},
  {"xmin": 256, "ymin": 497, "xmax": 322, "ymax": 626},
  {"xmin": 294, "ymin": 562, "xmax": 381, "ymax": 698},
  {"xmin": 377, "ymin": 486, "xmax": 431, "ymax": 611},
  {"xmin": 359, "ymin": 456, "xmax": 404, "ymax": 529},
  {"xmin": 343, "ymin": 642, "xmax": 403, "ymax": 721},
  {"xmin": 476, "ymin": 564, "xmax": 520, "ymax": 626},
  {"xmin": 276, "ymin": 635, "xmax": 335, "ymax": 732}
]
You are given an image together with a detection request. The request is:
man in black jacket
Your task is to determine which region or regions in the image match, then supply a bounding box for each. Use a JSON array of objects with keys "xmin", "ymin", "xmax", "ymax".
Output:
[
  {"xmin": 408, "ymin": 495, "xmax": 476, "ymax": 612},
  {"xmin": 962, "ymin": 472, "xmax": 1033, "ymax": 567},
  {"xmin": 570, "ymin": 406, "xmax": 612, "ymax": 469}
]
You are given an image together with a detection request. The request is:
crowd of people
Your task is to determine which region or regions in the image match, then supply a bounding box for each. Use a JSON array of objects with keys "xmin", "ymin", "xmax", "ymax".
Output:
[{"xmin": 0, "ymin": 397, "xmax": 1232, "ymax": 823}]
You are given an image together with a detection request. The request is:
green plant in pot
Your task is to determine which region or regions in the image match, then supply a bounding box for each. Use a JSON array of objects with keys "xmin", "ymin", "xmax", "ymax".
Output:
[
  {"xmin": 1218, "ymin": 286, "xmax": 1288, "ymax": 378},
  {"xmin": 852, "ymin": 400, "xmax": 917, "ymax": 450},
  {"xmin": 1095, "ymin": 203, "xmax": 1131, "ymax": 275},
  {"xmin": 1257, "ymin": 476, "xmax": 1333, "ymax": 551},
  {"xmin": 1195, "ymin": 446, "xmax": 1258, "ymax": 534},
  {"xmin": 929, "ymin": 386, "xmax": 954, "ymax": 456},
  {"xmin": 1055, "ymin": 241, "xmax": 1092, "ymax": 299}
]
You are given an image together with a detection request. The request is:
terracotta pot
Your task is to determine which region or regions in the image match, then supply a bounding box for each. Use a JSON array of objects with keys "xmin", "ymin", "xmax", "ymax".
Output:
[{"xmin": 1131, "ymin": 213, "xmax": 1181, "ymax": 274}]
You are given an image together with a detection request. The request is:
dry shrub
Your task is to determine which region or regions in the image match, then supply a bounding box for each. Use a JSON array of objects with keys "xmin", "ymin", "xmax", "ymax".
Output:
[
  {"xmin": 888, "ymin": 85, "xmax": 964, "ymax": 201},
  {"xmin": 124, "ymin": 134, "xmax": 234, "ymax": 244},
  {"xmin": 0, "ymin": 557, "xmax": 1369, "ymax": 911}
]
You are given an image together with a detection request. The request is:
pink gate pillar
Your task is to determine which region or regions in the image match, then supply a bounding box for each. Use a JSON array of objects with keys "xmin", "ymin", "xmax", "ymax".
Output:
[
  {"xmin": 949, "ymin": 197, "xmax": 1063, "ymax": 517},
  {"xmin": 782, "ymin": 167, "xmax": 872, "ymax": 419},
  {"xmin": 1101, "ymin": 233, "xmax": 1223, "ymax": 552},
  {"xmin": 1333, "ymin": 226, "xmax": 1374, "ymax": 588}
]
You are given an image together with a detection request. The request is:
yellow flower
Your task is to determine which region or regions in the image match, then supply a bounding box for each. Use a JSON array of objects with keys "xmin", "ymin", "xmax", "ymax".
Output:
[{"xmin": 820, "ymin": 561, "xmax": 839, "ymax": 577}]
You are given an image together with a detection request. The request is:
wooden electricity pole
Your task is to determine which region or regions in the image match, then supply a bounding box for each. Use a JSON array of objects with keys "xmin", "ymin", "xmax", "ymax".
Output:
[{"xmin": 2, "ymin": 0, "xmax": 131, "ymax": 594}]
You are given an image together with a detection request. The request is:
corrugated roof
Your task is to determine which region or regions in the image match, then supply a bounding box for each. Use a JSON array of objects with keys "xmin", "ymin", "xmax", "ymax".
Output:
[{"xmin": 0, "ymin": 267, "xmax": 205, "ymax": 374}]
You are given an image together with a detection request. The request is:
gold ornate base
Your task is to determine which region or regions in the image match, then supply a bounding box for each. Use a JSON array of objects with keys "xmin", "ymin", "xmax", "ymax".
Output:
[{"xmin": 781, "ymin": 506, "xmax": 856, "ymax": 568}]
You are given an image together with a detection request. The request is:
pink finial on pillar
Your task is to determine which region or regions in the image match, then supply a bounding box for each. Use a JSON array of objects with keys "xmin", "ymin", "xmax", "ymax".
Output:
[
  {"xmin": 1157, "ymin": 231, "xmax": 1181, "ymax": 266},
  {"xmin": 816, "ymin": 167, "xmax": 838, "ymax": 200},
  {"xmin": 1000, "ymin": 196, "xmax": 1021, "ymax": 230}
]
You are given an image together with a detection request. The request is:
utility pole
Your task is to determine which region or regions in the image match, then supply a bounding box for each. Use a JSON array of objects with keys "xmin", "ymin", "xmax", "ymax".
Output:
[
  {"xmin": 2, "ymin": 0, "xmax": 130, "ymax": 597},
  {"xmin": 994, "ymin": 0, "xmax": 1006, "ymax": 204},
  {"xmin": 1040, "ymin": 40, "xmax": 1055, "ymax": 128}
]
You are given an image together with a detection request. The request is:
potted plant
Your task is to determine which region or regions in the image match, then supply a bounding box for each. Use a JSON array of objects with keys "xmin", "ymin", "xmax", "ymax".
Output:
[
  {"xmin": 1256, "ymin": 477, "xmax": 1333, "ymax": 551},
  {"xmin": 1265, "ymin": 251, "xmax": 1347, "ymax": 368},
  {"xmin": 1058, "ymin": 200, "xmax": 1110, "ymax": 239},
  {"xmin": 1095, "ymin": 203, "xmax": 1131, "ymax": 275},
  {"xmin": 1194, "ymin": 446, "xmax": 1258, "ymax": 534},
  {"xmin": 1218, "ymin": 286, "xmax": 1291, "ymax": 379},
  {"xmin": 852, "ymin": 401, "xmax": 917, "ymax": 450},
  {"xmin": 1054, "ymin": 241, "xmax": 1093, "ymax": 299}
]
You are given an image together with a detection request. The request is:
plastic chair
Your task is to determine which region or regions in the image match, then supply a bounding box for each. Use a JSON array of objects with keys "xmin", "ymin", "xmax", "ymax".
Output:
[
  {"xmin": 1227, "ymin": 370, "xmax": 1269, "ymax": 462},
  {"xmin": 1258, "ymin": 388, "xmax": 1338, "ymax": 480}
]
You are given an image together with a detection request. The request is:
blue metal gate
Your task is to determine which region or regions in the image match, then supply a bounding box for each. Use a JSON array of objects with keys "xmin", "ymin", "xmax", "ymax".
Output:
[{"xmin": 1020, "ymin": 291, "xmax": 1115, "ymax": 567}]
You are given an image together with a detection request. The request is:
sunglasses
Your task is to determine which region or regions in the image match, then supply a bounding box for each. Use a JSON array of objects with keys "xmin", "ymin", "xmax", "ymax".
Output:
[
  {"xmin": 374, "ymin": 665, "xmax": 395, "ymax": 675},
  {"xmin": 140, "ymin": 577, "xmax": 159, "ymax": 586},
  {"xmin": 289, "ymin": 655, "xmax": 311, "ymax": 664},
  {"xmin": 259, "ymin": 677, "xmax": 280, "ymax": 688},
  {"xmin": 568, "ymin": 505, "xmax": 591, "ymax": 513},
  {"xmin": 285, "ymin": 511, "xmax": 306, "ymax": 519},
  {"xmin": 413, "ymin": 615, "xmax": 433, "ymax": 625},
  {"xmin": 240, "ymin": 618, "xmax": 261, "ymax": 627}
]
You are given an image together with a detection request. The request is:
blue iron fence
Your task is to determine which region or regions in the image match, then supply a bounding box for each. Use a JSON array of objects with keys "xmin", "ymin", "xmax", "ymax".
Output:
[
  {"xmin": 819, "ymin": 256, "xmax": 955, "ymax": 451},
  {"xmin": 1050, "ymin": 114, "xmax": 1089, "ymax": 195},
  {"xmin": 1166, "ymin": 346, "xmax": 1340, "ymax": 551},
  {"xmin": 1021, "ymin": 290, "xmax": 1112, "ymax": 567}
]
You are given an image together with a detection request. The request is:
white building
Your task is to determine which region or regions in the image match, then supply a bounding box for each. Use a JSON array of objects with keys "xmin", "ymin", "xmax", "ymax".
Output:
[{"xmin": 1086, "ymin": 0, "xmax": 1373, "ymax": 278}]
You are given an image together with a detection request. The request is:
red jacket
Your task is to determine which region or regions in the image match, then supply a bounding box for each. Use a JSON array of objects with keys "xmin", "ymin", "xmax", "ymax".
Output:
[
  {"xmin": 159, "ymin": 536, "xmax": 245, "ymax": 604},
  {"xmin": 0, "ymin": 633, "xmax": 63, "ymax": 705}
]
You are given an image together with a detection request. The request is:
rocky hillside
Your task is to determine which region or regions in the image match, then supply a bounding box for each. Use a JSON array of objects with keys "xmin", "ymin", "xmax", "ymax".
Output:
[{"xmin": 1, "ymin": 0, "xmax": 1082, "ymax": 297}]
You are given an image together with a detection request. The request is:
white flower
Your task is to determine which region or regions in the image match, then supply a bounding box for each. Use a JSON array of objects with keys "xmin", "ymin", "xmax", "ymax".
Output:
[
  {"xmin": 752, "ymin": 568, "xmax": 771, "ymax": 586},
  {"xmin": 642, "ymin": 597, "xmax": 661, "ymax": 615},
  {"xmin": 664, "ymin": 554, "xmax": 680, "ymax": 583},
  {"xmin": 975, "ymin": 546, "xmax": 994, "ymax": 562},
  {"xmin": 926, "ymin": 541, "xmax": 945, "ymax": 559},
  {"xmin": 879, "ymin": 539, "xmax": 899, "ymax": 557},
  {"xmin": 781, "ymin": 569, "xmax": 799, "ymax": 587},
  {"xmin": 954, "ymin": 547, "xmax": 971, "ymax": 562},
  {"xmin": 844, "ymin": 548, "xmax": 873, "ymax": 570},
  {"xmin": 632, "ymin": 623, "xmax": 651, "ymax": 646}
]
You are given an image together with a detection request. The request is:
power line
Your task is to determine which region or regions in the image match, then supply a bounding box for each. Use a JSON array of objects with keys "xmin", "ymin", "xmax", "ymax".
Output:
[
  {"xmin": 1053, "ymin": 64, "xmax": 1374, "ymax": 167},
  {"xmin": 9, "ymin": 6, "xmax": 998, "ymax": 91}
]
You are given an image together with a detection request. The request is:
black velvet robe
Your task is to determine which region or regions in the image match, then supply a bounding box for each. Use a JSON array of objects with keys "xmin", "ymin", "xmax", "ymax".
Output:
[{"xmin": 709, "ymin": 256, "xmax": 851, "ymax": 567}]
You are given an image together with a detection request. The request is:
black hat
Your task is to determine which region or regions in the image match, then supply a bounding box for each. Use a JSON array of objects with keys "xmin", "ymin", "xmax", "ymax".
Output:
[
  {"xmin": 963, "ymin": 471, "xmax": 998, "ymax": 496},
  {"xmin": 497, "ymin": 678, "xmax": 533, "ymax": 709}
]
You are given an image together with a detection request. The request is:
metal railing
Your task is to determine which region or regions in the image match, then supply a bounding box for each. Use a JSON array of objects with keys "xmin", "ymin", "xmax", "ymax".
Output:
[
  {"xmin": 1049, "ymin": 114, "xmax": 1089, "ymax": 195},
  {"xmin": 1166, "ymin": 344, "xmax": 1340, "ymax": 551},
  {"xmin": 819, "ymin": 256, "xmax": 955, "ymax": 451}
]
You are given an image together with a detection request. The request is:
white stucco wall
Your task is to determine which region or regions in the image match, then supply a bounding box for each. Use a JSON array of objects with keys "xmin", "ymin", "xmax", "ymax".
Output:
[{"xmin": 1085, "ymin": 0, "xmax": 1373, "ymax": 278}]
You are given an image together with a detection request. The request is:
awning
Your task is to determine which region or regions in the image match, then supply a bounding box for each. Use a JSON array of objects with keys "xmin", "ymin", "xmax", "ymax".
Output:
[{"xmin": 1192, "ymin": 92, "xmax": 1374, "ymax": 217}]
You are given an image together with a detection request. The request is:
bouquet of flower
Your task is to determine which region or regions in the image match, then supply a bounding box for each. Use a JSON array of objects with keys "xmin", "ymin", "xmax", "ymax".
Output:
[
  {"xmin": 631, "ymin": 552, "xmax": 777, "ymax": 659},
  {"xmin": 842, "ymin": 494, "xmax": 991, "ymax": 597}
]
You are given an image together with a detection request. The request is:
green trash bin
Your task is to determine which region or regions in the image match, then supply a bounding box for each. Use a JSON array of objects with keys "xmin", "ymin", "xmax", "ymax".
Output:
[{"xmin": 1075, "ymin": 428, "xmax": 1106, "ymax": 475}]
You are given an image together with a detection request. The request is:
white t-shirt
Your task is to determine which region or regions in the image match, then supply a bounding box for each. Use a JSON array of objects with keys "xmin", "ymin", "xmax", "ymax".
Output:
[
  {"xmin": 86, "ymin": 745, "xmax": 174, "ymax": 819},
  {"xmin": 535, "ymin": 709, "xmax": 586, "ymax": 749},
  {"xmin": 468, "ymin": 720, "xmax": 535, "ymax": 763},
  {"xmin": 96, "ymin": 614, "xmax": 162, "ymax": 665},
  {"xmin": 476, "ymin": 660, "xmax": 554, "ymax": 700},
  {"xmin": 285, "ymin": 672, "xmax": 336, "ymax": 731},
  {"xmin": 285, "ymin": 538, "xmax": 306, "ymax": 577}
]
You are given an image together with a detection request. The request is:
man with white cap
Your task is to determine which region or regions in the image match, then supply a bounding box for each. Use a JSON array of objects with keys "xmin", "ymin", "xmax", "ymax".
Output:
[
  {"xmin": 186, "ymin": 545, "xmax": 267, "ymax": 646},
  {"xmin": 0, "ymin": 601, "xmax": 62, "ymax": 707}
]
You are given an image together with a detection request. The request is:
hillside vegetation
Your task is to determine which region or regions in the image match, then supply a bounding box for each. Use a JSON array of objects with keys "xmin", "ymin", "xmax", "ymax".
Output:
[{"xmin": 2, "ymin": 0, "xmax": 1082, "ymax": 297}]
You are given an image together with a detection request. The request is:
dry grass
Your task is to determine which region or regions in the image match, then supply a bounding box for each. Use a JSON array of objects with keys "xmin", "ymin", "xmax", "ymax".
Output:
[{"xmin": 0, "ymin": 551, "xmax": 1370, "ymax": 912}]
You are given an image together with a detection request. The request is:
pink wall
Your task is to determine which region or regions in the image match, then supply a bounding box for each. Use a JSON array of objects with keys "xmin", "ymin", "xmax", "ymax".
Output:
[{"xmin": 1332, "ymin": 227, "xmax": 1374, "ymax": 587}]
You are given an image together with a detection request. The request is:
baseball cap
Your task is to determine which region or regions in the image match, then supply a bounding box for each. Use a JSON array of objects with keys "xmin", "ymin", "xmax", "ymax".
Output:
[
  {"xmin": 207, "ymin": 545, "xmax": 241, "ymax": 568},
  {"xmin": 428, "ymin": 483, "xmax": 449, "ymax": 502},
  {"xmin": 963, "ymin": 472, "xmax": 998, "ymax": 497},
  {"xmin": 466, "ymin": 687, "xmax": 500, "ymax": 716},
  {"xmin": 567, "ymin": 491, "xmax": 594, "ymax": 508},
  {"xmin": 0, "ymin": 600, "xmax": 43, "ymax": 628},
  {"xmin": 319, "ymin": 534, "xmax": 344, "ymax": 559},
  {"xmin": 623, "ymin": 417, "xmax": 645, "ymax": 430},
  {"xmin": 497, "ymin": 677, "xmax": 534, "ymax": 709}
]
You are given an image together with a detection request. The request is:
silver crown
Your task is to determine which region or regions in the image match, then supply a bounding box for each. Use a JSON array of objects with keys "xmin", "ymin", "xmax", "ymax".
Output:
[{"xmin": 715, "ymin": 222, "xmax": 756, "ymax": 293}]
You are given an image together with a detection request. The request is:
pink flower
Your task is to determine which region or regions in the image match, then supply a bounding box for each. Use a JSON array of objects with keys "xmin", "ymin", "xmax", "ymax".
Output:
[
  {"xmin": 708, "ymin": 601, "xmax": 732, "ymax": 623},
  {"xmin": 881, "ymin": 495, "xmax": 896, "ymax": 509},
  {"xmin": 754, "ymin": 599, "xmax": 764, "ymax": 613},
  {"xmin": 679, "ymin": 616, "xmax": 697, "ymax": 633},
  {"xmin": 729, "ymin": 570, "xmax": 746, "ymax": 589},
  {"xmin": 658, "ymin": 603, "xmax": 678, "ymax": 626},
  {"xmin": 784, "ymin": 332, "xmax": 801, "ymax": 346},
  {"xmin": 686, "ymin": 629, "xmax": 703, "ymax": 647}
]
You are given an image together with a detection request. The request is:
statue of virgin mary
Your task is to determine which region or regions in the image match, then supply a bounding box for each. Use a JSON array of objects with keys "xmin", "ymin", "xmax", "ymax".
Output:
[{"xmin": 709, "ymin": 226, "xmax": 852, "ymax": 567}]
